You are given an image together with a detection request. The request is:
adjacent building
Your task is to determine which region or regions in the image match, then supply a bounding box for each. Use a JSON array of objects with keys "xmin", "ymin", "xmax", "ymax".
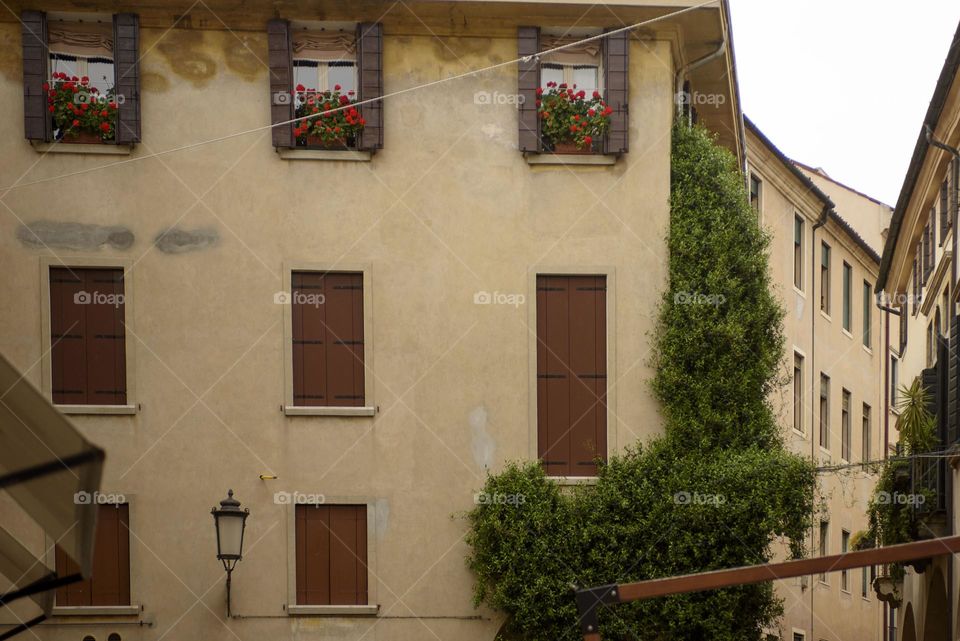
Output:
[
  {"xmin": 746, "ymin": 118, "xmax": 894, "ymax": 641},
  {"xmin": 875, "ymin": 18, "xmax": 960, "ymax": 641}
]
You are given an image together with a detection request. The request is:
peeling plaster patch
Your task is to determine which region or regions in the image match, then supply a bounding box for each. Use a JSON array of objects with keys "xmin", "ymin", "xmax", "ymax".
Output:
[
  {"xmin": 432, "ymin": 36, "xmax": 493, "ymax": 62},
  {"xmin": 157, "ymin": 30, "xmax": 217, "ymax": 87},
  {"xmin": 17, "ymin": 220, "xmax": 134, "ymax": 250},
  {"xmin": 154, "ymin": 227, "xmax": 219, "ymax": 254},
  {"xmin": 480, "ymin": 123, "xmax": 515, "ymax": 149},
  {"xmin": 375, "ymin": 499, "xmax": 390, "ymax": 539},
  {"xmin": 469, "ymin": 405, "xmax": 495, "ymax": 470},
  {"xmin": 0, "ymin": 27, "xmax": 20, "ymax": 81}
]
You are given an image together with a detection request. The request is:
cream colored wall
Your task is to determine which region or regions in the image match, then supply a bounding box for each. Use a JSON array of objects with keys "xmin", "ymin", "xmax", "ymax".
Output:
[
  {"xmin": 797, "ymin": 167, "xmax": 893, "ymax": 255},
  {"xmin": 0, "ymin": 20, "xmax": 676, "ymax": 641},
  {"xmin": 748, "ymin": 129, "xmax": 886, "ymax": 641}
]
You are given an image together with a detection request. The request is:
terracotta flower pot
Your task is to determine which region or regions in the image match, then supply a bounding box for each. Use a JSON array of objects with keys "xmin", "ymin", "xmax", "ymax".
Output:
[
  {"xmin": 551, "ymin": 140, "xmax": 593, "ymax": 155},
  {"xmin": 62, "ymin": 130, "xmax": 104, "ymax": 144}
]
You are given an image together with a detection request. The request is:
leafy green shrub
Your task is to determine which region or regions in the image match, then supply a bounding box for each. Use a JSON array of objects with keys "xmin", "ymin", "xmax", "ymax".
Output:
[{"xmin": 465, "ymin": 122, "xmax": 816, "ymax": 641}]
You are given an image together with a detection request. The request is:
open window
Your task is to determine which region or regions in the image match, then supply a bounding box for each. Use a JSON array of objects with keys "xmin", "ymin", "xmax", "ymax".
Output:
[
  {"xmin": 517, "ymin": 26, "xmax": 628, "ymax": 157},
  {"xmin": 22, "ymin": 10, "xmax": 140, "ymax": 146},
  {"xmin": 269, "ymin": 19, "xmax": 382, "ymax": 153}
]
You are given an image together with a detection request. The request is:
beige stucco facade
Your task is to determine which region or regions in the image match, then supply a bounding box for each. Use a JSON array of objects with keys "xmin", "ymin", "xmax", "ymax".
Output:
[
  {"xmin": 747, "ymin": 123, "xmax": 891, "ymax": 641},
  {"xmin": 0, "ymin": 1, "xmax": 751, "ymax": 640}
]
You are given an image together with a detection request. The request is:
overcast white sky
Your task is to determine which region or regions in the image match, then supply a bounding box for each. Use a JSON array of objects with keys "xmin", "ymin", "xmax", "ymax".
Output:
[{"xmin": 728, "ymin": 0, "xmax": 960, "ymax": 207}]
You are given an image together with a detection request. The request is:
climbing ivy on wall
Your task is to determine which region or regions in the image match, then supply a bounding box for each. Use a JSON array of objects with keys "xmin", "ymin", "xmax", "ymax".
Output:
[{"xmin": 464, "ymin": 122, "xmax": 817, "ymax": 641}]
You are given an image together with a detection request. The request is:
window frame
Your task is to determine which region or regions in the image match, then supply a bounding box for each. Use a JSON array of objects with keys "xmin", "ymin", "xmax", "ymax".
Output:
[
  {"xmin": 841, "ymin": 261, "xmax": 852, "ymax": 333},
  {"xmin": 862, "ymin": 403, "xmax": 871, "ymax": 463},
  {"xmin": 862, "ymin": 280, "xmax": 872, "ymax": 349},
  {"xmin": 793, "ymin": 214, "xmax": 804, "ymax": 292},
  {"xmin": 818, "ymin": 520, "xmax": 829, "ymax": 583},
  {"xmin": 820, "ymin": 242, "xmax": 831, "ymax": 316},
  {"xmin": 528, "ymin": 266, "xmax": 617, "ymax": 482},
  {"xmin": 285, "ymin": 497, "xmax": 379, "ymax": 616},
  {"xmin": 819, "ymin": 373, "xmax": 830, "ymax": 452},
  {"xmin": 46, "ymin": 495, "xmax": 139, "ymax": 616},
  {"xmin": 793, "ymin": 351, "xmax": 804, "ymax": 435},
  {"xmin": 282, "ymin": 262, "xmax": 375, "ymax": 417},
  {"xmin": 749, "ymin": 173, "xmax": 762, "ymax": 217},
  {"xmin": 841, "ymin": 389, "xmax": 851, "ymax": 463},
  {"xmin": 840, "ymin": 529, "xmax": 851, "ymax": 593},
  {"xmin": 39, "ymin": 256, "xmax": 138, "ymax": 415}
]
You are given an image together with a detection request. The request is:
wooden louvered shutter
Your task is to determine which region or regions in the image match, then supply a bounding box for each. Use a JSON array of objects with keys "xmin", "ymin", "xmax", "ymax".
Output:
[
  {"xmin": 113, "ymin": 14, "xmax": 140, "ymax": 144},
  {"xmin": 949, "ymin": 314, "xmax": 959, "ymax": 445},
  {"xmin": 517, "ymin": 26, "xmax": 540, "ymax": 153},
  {"xmin": 356, "ymin": 22, "xmax": 383, "ymax": 151},
  {"xmin": 267, "ymin": 19, "xmax": 294, "ymax": 148},
  {"xmin": 55, "ymin": 544, "xmax": 85, "ymax": 605},
  {"xmin": 602, "ymin": 28, "xmax": 629, "ymax": 154},
  {"xmin": 56, "ymin": 504, "xmax": 129, "ymax": 606},
  {"xmin": 90, "ymin": 504, "xmax": 130, "ymax": 606},
  {"xmin": 296, "ymin": 505, "xmax": 367, "ymax": 606},
  {"xmin": 84, "ymin": 269, "xmax": 127, "ymax": 406},
  {"xmin": 940, "ymin": 181, "xmax": 949, "ymax": 244},
  {"xmin": 537, "ymin": 275, "xmax": 607, "ymax": 477},
  {"xmin": 50, "ymin": 268, "xmax": 87, "ymax": 405},
  {"xmin": 292, "ymin": 272, "xmax": 327, "ymax": 406},
  {"xmin": 900, "ymin": 302, "xmax": 908, "ymax": 354},
  {"xmin": 292, "ymin": 272, "xmax": 364, "ymax": 407},
  {"xmin": 22, "ymin": 10, "xmax": 50, "ymax": 142},
  {"xmin": 324, "ymin": 273, "xmax": 365, "ymax": 406},
  {"xmin": 329, "ymin": 505, "xmax": 367, "ymax": 605}
]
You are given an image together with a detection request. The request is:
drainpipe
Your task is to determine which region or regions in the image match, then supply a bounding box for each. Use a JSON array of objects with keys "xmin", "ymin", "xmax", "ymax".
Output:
[
  {"xmin": 810, "ymin": 205, "xmax": 829, "ymax": 641},
  {"xmin": 878, "ymin": 301, "xmax": 898, "ymax": 641},
  {"xmin": 925, "ymin": 123, "xmax": 957, "ymax": 641},
  {"xmin": 674, "ymin": 41, "xmax": 726, "ymax": 122}
]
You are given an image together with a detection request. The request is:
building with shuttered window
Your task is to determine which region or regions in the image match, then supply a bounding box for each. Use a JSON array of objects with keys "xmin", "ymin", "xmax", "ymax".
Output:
[
  {"xmin": 875, "ymin": 18, "xmax": 960, "ymax": 641},
  {"xmin": 746, "ymin": 118, "xmax": 894, "ymax": 641},
  {"xmin": 0, "ymin": 1, "xmax": 749, "ymax": 640}
]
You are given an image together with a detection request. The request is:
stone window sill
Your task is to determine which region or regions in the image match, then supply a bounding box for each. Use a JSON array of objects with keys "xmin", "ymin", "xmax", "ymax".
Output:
[
  {"xmin": 277, "ymin": 149, "xmax": 371, "ymax": 162},
  {"xmin": 57, "ymin": 404, "xmax": 138, "ymax": 415},
  {"xmin": 548, "ymin": 476, "xmax": 598, "ymax": 486},
  {"xmin": 284, "ymin": 405, "xmax": 376, "ymax": 417},
  {"xmin": 525, "ymin": 153, "xmax": 617, "ymax": 166},
  {"xmin": 52, "ymin": 605, "xmax": 141, "ymax": 616},
  {"xmin": 287, "ymin": 604, "xmax": 378, "ymax": 616},
  {"xmin": 31, "ymin": 141, "xmax": 132, "ymax": 155}
]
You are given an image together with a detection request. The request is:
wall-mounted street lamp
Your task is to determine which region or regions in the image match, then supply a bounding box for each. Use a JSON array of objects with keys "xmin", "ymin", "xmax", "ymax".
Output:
[{"xmin": 211, "ymin": 490, "xmax": 249, "ymax": 617}]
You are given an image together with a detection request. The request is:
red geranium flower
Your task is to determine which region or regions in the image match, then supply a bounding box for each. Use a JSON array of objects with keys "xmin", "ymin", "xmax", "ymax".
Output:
[
  {"xmin": 72, "ymin": 119, "xmax": 80, "ymax": 127},
  {"xmin": 296, "ymin": 83, "xmax": 305, "ymax": 92},
  {"xmin": 100, "ymin": 122, "xmax": 110, "ymax": 131}
]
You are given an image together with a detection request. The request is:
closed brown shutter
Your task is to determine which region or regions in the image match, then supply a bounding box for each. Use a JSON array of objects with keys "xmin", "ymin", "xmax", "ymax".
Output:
[
  {"xmin": 113, "ymin": 13, "xmax": 140, "ymax": 144},
  {"xmin": 296, "ymin": 505, "xmax": 367, "ymax": 606},
  {"xmin": 292, "ymin": 272, "xmax": 364, "ymax": 407},
  {"xmin": 56, "ymin": 504, "xmax": 130, "ymax": 606},
  {"xmin": 50, "ymin": 268, "xmax": 126, "ymax": 405},
  {"xmin": 50, "ymin": 268, "xmax": 87, "ymax": 405},
  {"xmin": 22, "ymin": 10, "xmax": 50, "ymax": 142},
  {"xmin": 267, "ymin": 19, "xmax": 294, "ymax": 148},
  {"xmin": 537, "ymin": 275, "xmax": 607, "ymax": 477},
  {"xmin": 356, "ymin": 22, "xmax": 383, "ymax": 151},
  {"xmin": 517, "ymin": 26, "xmax": 540, "ymax": 153},
  {"xmin": 84, "ymin": 269, "xmax": 127, "ymax": 406},
  {"xmin": 602, "ymin": 28, "xmax": 629, "ymax": 154}
]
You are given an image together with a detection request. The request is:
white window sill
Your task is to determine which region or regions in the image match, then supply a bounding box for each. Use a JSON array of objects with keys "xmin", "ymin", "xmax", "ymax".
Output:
[
  {"xmin": 548, "ymin": 476, "xmax": 598, "ymax": 486},
  {"xmin": 52, "ymin": 605, "xmax": 140, "ymax": 616},
  {"xmin": 524, "ymin": 153, "xmax": 617, "ymax": 166},
  {"xmin": 57, "ymin": 404, "xmax": 138, "ymax": 415},
  {"xmin": 820, "ymin": 310, "xmax": 832, "ymax": 322},
  {"xmin": 31, "ymin": 141, "xmax": 133, "ymax": 155},
  {"xmin": 287, "ymin": 604, "xmax": 378, "ymax": 616},
  {"xmin": 792, "ymin": 286, "xmax": 806, "ymax": 298},
  {"xmin": 277, "ymin": 149, "xmax": 371, "ymax": 162},
  {"xmin": 284, "ymin": 405, "xmax": 376, "ymax": 417},
  {"xmin": 862, "ymin": 344, "xmax": 873, "ymax": 355}
]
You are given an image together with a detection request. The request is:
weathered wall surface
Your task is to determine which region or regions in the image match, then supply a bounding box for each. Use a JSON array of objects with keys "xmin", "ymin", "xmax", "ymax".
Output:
[{"xmin": 0, "ymin": 21, "xmax": 673, "ymax": 641}]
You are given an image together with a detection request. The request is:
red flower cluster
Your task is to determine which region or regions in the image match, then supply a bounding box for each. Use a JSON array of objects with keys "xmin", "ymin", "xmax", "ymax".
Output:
[
  {"xmin": 46, "ymin": 72, "xmax": 118, "ymax": 141},
  {"xmin": 537, "ymin": 83, "xmax": 613, "ymax": 150},
  {"xmin": 292, "ymin": 85, "xmax": 366, "ymax": 146}
]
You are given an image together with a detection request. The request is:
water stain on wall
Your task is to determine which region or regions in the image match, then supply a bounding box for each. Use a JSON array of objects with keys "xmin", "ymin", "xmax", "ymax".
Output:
[
  {"xmin": 156, "ymin": 30, "xmax": 217, "ymax": 87},
  {"xmin": 223, "ymin": 33, "xmax": 267, "ymax": 81},
  {"xmin": 469, "ymin": 405, "xmax": 495, "ymax": 470},
  {"xmin": 0, "ymin": 27, "xmax": 21, "ymax": 81},
  {"xmin": 431, "ymin": 36, "xmax": 493, "ymax": 62},
  {"xmin": 140, "ymin": 71, "xmax": 170, "ymax": 93},
  {"xmin": 17, "ymin": 220, "xmax": 134, "ymax": 250},
  {"xmin": 154, "ymin": 226, "xmax": 219, "ymax": 253}
]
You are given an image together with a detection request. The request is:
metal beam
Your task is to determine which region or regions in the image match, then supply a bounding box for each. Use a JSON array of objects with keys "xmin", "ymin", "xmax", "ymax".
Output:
[{"xmin": 575, "ymin": 535, "xmax": 960, "ymax": 640}]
